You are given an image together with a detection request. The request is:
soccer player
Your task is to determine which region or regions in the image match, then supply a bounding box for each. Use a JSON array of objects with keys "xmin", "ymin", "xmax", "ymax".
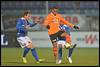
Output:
[
  {"xmin": 43, "ymin": 6, "xmax": 79, "ymax": 63},
  {"xmin": 57, "ymin": 23, "xmax": 78, "ymax": 64},
  {"xmin": 16, "ymin": 11, "xmax": 43, "ymax": 64}
]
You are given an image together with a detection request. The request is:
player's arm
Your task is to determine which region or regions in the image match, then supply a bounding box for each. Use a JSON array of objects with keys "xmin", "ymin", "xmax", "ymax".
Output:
[
  {"xmin": 28, "ymin": 22, "xmax": 37, "ymax": 27},
  {"xmin": 43, "ymin": 15, "xmax": 51, "ymax": 29},
  {"xmin": 60, "ymin": 16, "xmax": 74, "ymax": 28},
  {"xmin": 59, "ymin": 15, "xmax": 79, "ymax": 29},
  {"xmin": 28, "ymin": 16, "xmax": 42, "ymax": 27}
]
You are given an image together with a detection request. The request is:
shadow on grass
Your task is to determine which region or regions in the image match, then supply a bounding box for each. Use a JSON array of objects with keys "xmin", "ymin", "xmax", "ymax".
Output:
[{"xmin": 7, "ymin": 61, "xmax": 23, "ymax": 64}]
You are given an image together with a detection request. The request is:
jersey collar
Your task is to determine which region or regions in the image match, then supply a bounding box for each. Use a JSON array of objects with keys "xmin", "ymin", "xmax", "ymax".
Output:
[{"xmin": 21, "ymin": 17, "xmax": 25, "ymax": 20}]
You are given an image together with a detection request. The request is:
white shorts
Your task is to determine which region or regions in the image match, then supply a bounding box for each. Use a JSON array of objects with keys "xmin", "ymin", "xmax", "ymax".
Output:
[
  {"xmin": 17, "ymin": 36, "xmax": 32, "ymax": 48},
  {"xmin": 57, "ymin": 40, "xmax": 66, "ymax": 48}
]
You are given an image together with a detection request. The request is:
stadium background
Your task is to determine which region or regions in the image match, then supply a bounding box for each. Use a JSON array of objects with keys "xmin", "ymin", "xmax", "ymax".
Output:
[{"xmin": 1, "ymin": 1, "xmax": 99, "ymax": 66}]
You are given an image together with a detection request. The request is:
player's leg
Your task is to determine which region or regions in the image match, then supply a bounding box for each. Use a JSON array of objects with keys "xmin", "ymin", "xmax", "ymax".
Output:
[
  {"xmin": 64, "ymin": 35, "xmax": 76, "ymax": 49},
  {"xmin": 52, "ymin": 41, "xmax": 58, "ymax": 61},
  {"xmin": 49, "ymin": 34, "xmax": 58, "ymax": 62},
  {"xmin": 25, "ymin": 36, "xmax": 44, "ymax": 63},
  {"xmin": 29, "ymin": 46, "xmax": 44, "ymax": 63},
  {"xmin": 60, "ymin": 31, "xmax": 67, "ymax": 37},
  {"xmin": 66, "ymin": 34, "xmax": 71, "ymax": 44},
  {"xmin": 50, "ymin": 30, "xmax": 65, "ymax": 63},
  {"xmin": 67, "ymin": 48, "xmax": 73, "ymax": 63},
  {"xmin": 64, "ymin": 35, "xmax": 77, "ymax": 63},
  {"xmin": 57, "ymin": 40, "xmax": 66, "ymax": 64},
  {"xmin": 67, "ymin": 44, "xmax": 77, "ymax": 63},
  {"xmin": 68, "ymin": 44, "xmax": 77, "ymax": 58},
  {"xmin": 64, "ymin": 34, "xmax": 72, "ymax": 48},
  {"xmin": 67, "ymin": 44, "xmax": 76, "ymax": 64},
  {"xmin": 17, "ymin": 37, "xmax": 30, "ymax": 63},
  {"xmin": 58, "ymin": 44, "xmax": 62, "ymax": 64},
  {"xmin": 59, "ymin": 31, "xmax": 72, "ymax": 48},
  {"xmin": 22, "ymin": 47, "xmax": 30, "ymax": 64}
]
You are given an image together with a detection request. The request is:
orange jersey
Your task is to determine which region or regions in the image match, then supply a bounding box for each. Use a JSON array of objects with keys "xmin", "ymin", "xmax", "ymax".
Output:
[{"xmin": 44, "ymin": 13, "xmax": 74, "ymax": 35}]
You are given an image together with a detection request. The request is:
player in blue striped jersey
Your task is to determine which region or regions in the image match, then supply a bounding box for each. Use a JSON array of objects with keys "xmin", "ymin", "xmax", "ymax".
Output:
[
  {"xmin": 57, "ymin": 23, "xmax": 78, "ymax": 64},
  {"xmin": 16, "ymin": 11, "xmax": 44, "ymax": 64}
]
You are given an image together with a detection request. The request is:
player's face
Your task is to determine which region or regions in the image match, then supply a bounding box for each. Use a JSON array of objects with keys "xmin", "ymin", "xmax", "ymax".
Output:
[
  {"xmin": 52, "ymin": 9, "xmax": 58, "ymax": 15},
  {"xmin": 25, "ymin": 14, "xmax": 32, "ymax": 20}
]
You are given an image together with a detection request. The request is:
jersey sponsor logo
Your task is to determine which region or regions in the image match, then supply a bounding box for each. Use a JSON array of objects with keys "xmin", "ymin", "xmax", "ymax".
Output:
[{"xmin": 52, "ymin": 19, "xmax": 58, "ymax": 23}]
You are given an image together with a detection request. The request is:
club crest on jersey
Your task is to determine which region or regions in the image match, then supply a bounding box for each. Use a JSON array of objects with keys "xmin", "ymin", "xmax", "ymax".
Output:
[{"xmin": 52, "ymin": 19, "xmax": 58, "ymax": 23}]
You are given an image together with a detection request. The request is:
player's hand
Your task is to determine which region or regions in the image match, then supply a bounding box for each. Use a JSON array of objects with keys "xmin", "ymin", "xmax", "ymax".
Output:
[
  {"xmin": 34, "ymin": 16, "xmax": 41, "ymax": 23},
  {"xmin": 73, "ymin": 25, "xmax": 80, "ymax": 30},
  {"xmin": 46, "ymin": 25, "xmax": 50, "ymax": 29},
  {"xmin": 25, "ymin": 25, "xmax": 30, "ymax": 30}
]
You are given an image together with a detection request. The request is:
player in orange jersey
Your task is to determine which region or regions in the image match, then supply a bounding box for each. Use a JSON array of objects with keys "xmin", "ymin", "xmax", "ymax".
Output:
[{"xmin": 43, "ymin": 6, "xmax": 79, "ymax": 63}]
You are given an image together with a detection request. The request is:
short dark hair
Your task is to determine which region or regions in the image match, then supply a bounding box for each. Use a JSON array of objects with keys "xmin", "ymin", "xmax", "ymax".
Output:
[
  {"xmin": 49, "ymin": 6, "xmax": 60, "ymax": 13},
  {"xmin": 22, "ymin": 10, "xmax": 31, "ymax": 17},
  {"xmin": 50, "ymin": 6, "xmax": 59, "ymax": 10}
]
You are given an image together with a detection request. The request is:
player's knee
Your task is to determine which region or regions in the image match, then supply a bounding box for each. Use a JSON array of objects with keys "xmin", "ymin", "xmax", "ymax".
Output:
[
  {"xmin": 60, "ymin": 32, "xmax": 67, "ymax": 37},
  {"xmin": 53, "ymin": 45, "xmax": 57, "ymax": 47},
  {"xmin": 26, "ymin": 42, "xmax": 33, "ymax": 48},
  {"xmin": 52, "ymin": 42, "xmax": 57, "ymax": 47},
  {"xmin": 58, "ymin": 44, "xmax": 62, "ymax": 48}
]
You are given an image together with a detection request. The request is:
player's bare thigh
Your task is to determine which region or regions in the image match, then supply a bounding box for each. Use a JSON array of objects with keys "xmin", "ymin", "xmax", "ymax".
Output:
[
  {"xmin": 60, "ymin": 32, "xmax": 67, "ymax": 37},
  {"xmin": 25, "ymin": 36, "xmax": 36, "ymax": 48}
]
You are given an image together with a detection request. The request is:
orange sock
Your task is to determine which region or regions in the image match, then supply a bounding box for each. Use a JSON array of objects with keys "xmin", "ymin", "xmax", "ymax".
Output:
[
  {"xmin": 53, "ymin": 47, "xmax": 57, "ymax": 59},
  {"xmin": 66, "ymin": 35, "xmax": 71, "ymax": 44}
]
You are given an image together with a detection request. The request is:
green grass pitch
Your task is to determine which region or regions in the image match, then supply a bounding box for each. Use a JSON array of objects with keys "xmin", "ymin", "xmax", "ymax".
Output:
[{"xmin": 1, "ymin": 47, "xmax": 99, "ymax": 66}]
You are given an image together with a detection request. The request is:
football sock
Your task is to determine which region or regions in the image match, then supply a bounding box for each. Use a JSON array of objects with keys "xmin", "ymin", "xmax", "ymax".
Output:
[
  {"xmin": 23, "ymin": 47, "xmax": 30, "ymax": 57},
  {"xmin": 53, "ymin": 47, "xmax": 58, "ymax": 59},
  {"xmin": 68, "ymin": 48, "xmax": 74, "ymax": 57},
  {"xmin": 31, "ymin": 48, "xmax": 39, "ymax": 61},
  {"xmin": 58, "ymin": 47, "xmax": 62, "ymax": 60}
]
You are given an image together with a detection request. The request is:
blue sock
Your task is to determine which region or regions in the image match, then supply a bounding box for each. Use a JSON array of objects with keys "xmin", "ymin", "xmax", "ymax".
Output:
[
  {"xmin": 31, "ymin": 48, "xmax": 39, "ymax": 61},
  {"xmin": 58, "ymin": 47, "xmax": 62, "ymax": 60},
  {"xmin": 23, "ymin": 47, "xmax": 30, "ymax": 57},
  {"xmin": 68, "ymin": 48, "xmax": 74, "ymax": 57}
]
